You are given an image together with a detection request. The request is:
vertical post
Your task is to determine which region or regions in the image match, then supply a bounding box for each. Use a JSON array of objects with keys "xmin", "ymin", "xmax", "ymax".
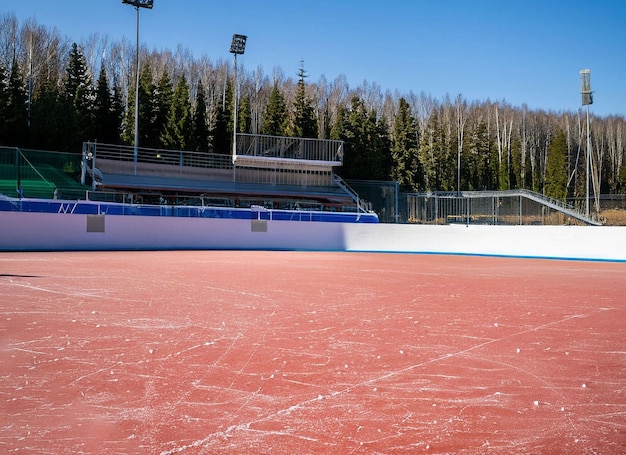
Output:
[
  {"xmin": 123, "ymin": 1, "xmax": 154, "ymax": 174},
  {"xmin": 133, "ymin": 6, "xmax": 140, "ymax": 175},
  {"xmin": 580, "ymin": 69, "xmax": 593, "ymax": 218},
  {"xmin": 81, "ymin": 143, "xmax": 87, "ymax": 185},
  {"xmin": 16, "ymin": 148, "xmax": 21, "ymax": 198},
  {"xmin": 457, "ymin": 150, "xmax": 460, "ymax": 196},
  {"xmin": 229, "ymin": 34, "xmax": 247, "ymax": 180},
  {"xmin": 585, "ymin": 104, "xmax": 591, "ymax": 218},
  {"xmin": 232, "ymin": 52, "xmax": 238, "ymax": 179}
]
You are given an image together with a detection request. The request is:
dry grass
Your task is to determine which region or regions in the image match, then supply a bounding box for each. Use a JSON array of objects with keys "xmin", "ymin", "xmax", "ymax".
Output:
[{"xmin": 599, "ymin": 209, "xmax": 626, "ymax": 226}]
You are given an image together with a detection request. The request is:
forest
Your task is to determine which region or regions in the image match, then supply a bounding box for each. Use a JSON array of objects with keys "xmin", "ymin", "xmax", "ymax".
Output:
[{"xmin": 1, "ymin": 13, "xmax": 625, "ymax": 202}]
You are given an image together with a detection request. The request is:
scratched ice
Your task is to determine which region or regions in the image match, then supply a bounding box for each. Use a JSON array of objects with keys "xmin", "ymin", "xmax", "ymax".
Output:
[{"xmin": 1, "ymin": 251, "xmax": 625, "ymax": 453}]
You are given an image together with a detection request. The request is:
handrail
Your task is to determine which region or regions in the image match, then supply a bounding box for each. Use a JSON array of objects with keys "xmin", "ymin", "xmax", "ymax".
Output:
[
  {"xmin": 236, "ymin": 133, "xmax": 344, "ymax": 163},
  {"xmin": 410, "ymin": 189, "xmax": 601, "ymax": 226},
  {"xmin": 90, "ymin": 142, "xmax": 233, "ymax": 170},
  {"xmin": 333, "ymin": 174, "xmax": 371, "ymax": 213}
]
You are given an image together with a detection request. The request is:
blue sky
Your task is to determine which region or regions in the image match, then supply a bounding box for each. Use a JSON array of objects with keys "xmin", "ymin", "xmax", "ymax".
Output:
[{"xmin": 6, "ymin": 0, "xmax": 626, "ymax": 117}]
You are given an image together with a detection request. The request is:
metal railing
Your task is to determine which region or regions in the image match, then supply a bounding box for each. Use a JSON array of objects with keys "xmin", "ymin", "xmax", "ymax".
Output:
[
  {"xmin": 399, "ymin": 190, "xmax": 601, "ymax": 226},
  {"xmin": 333, "ymin": 175, "xmax": 372, "ymax": 214},
  {"xmin": 89, "ymin": 142, "xmax": 233, "ymax": 170},
  {"xmin": 236, "ymin": 134, "xmax": 343, "ymax": 164}
]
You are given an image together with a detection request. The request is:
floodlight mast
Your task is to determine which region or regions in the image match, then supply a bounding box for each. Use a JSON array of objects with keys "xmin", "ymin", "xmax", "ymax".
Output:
[
  {"xmin": 230, "ymin": 34, "xmax": 247, "ymax": 170},
  {"xmin": 122, "ymin": 0, "xmax": 154, "ymax": 175},
  {"xmin": 580, "ymin": 69, "xmax": 593, "ymax": 218}
]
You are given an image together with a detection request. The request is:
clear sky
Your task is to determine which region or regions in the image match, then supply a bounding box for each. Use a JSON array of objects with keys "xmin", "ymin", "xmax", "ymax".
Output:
[{"xmin": 6, "ymin": 0, "xmax": 626, "ymax": 117}]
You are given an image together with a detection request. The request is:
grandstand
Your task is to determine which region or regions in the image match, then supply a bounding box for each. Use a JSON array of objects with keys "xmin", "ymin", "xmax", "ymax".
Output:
[
  {"xmin": 80, "ymin": 136, "xmax": 369, "ymax": 213},
  {"xmin": 1, "ymin": 140, "xmax": 602, "ymax": 226}
]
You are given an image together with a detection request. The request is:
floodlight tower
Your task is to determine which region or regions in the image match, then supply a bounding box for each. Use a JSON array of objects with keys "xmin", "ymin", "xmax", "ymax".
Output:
[
  {"xmin": 229, "ymin": 34, "xmax": 247, "ymax": 167},
  {"xmin": 122, "ymin": 0, "xmax": 154, "ymax": 175},
  {"xmin": 580, "ymin": 69, "xmax": 593, "ymax": 218}
]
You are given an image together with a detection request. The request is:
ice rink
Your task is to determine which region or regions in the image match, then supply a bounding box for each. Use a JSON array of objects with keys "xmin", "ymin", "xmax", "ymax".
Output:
[{"xmin": 1, "ymin": 251, "xmax": 625, "ymax": 454}]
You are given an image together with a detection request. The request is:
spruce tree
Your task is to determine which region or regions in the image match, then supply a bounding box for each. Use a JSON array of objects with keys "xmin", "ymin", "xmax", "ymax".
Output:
[
  {"xmin": 544, "ymin": 128, "xmax": 568, "ymax": 201},
  {"xmin": 0, "ymin": 61, "xmax": 9, "ymax": 144},
  {"xmin": 237, "ymin": 94, "xmax": 251, "ymax": 134},
  {"xmin": 468, "ymin": 120, "xmax": 492, "ymax": 190},
  {"xmin": 162, "ymin": 73, "xmax": 191, "ymax": 150},
  {"xmin": 62, "ymin": 43, "xmax": 93, "ymax": 151},
  {"xmin": 418, "ymin": 111, "xmax": 442, "ymax": 191},
  {"xmin": 4, "ymin": 58, "xmax": 28, "ymax": 147},
  {"xmin": 190, "ymin": 79, "xmax": 210, "ymax": 151},
  {"xmin": 93, "ymin": 63, "xmax": 114, "ymax": 143},
  {"xmin": 332, "ymin": 96, "xmax": 388, "ymax": 180},
  {"xmin": 392, "ymin": 98, "xmax": 421, "ymax": 190},
  {"xmin": 290, "ymin": 63, "xmax": 318, "ymax": 138},
  {"xmin": 122, "ymin": 65, "xmax": 155, "ymax": 147},
  {"xmin": 31, "ymin": 63, "xmax": 63, "ymax": 150},
  {"xmin": 152, "ymin": 72, "xmax": 173, "ymax": 148},
  {"xmin": 211, "ymin": 82, "xmax": 232, "ymax": 155},
  {"xmin": 261, "ymin": 83, "xmax": 287, "ymax": 136},
  {"xmin": 110, "ymin": 75, "xmax": 124, "ymax": 144}
]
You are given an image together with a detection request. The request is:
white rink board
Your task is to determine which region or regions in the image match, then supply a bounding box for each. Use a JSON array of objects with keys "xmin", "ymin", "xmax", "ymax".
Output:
[
  {"xmin": 343, "ymin": 223, "xmax": 626, "ymax": 261},
  {"xmin": 2, "ymin": 210, "xmax": 626, "ymax": 261}
]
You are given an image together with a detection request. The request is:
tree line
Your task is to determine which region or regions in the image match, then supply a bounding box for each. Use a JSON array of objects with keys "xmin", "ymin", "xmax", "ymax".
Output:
[{"xmin": 1, "ymin": 13, "xmax": 625, "ymax": 201}]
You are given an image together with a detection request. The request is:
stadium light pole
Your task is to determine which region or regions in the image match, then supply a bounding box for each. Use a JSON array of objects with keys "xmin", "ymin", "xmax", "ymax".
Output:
[
  {"xmin": 122, "ymin": 0, "xmax": 154, "ymax": 175},
  {"xmin": 580, "ymin": 69, "xmax": 593, "ymax": 218},
  {"xmin": 230, "ymin": 34, "xmax": 247, "ymax": 171}
]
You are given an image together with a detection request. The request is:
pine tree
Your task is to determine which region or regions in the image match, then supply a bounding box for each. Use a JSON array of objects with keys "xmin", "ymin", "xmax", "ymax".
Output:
[
  {"xmin": 190, "ymin": 79, "xmax": 210, "ymax": 151},
  {"xmin": 332, "ymin": 96, "xmax": 388, "ymax": 180},
  {"xmin": 211, "ymin": 81, "xmax": 232, "ymax": 155},
  {"xmin": 123, "ymin": 65, "xmax": 155, "ymax": 147},
  {"xmin": 152, "ymin": 72, "xmax": 173, "ymax": 148},
  {"xmin": 544, "ymin": 128, "xmax": 568, "ymax": 201},
  {"xmin": 4, "ymin": 58, "xmax": 28, "ymax": 147},
  {"xmin": 0, "ymin": 61, "xmax": 10, "ymax": 144},
  {"xmin": 162, "ymin": 73, "xmax": 191, "ymax": 150},
  {"xmin": 110, "ymin": 75, "xmax": 124, "ymax": 144},
  {"xmin": 237, "ymin": 94, "xmax": 251, "ymax": 134},
  {"xmin": 261, "ymin": 83, "xmax": 287, "ymax": 136},
  {"xmin": 62, "ymin": 43, "xmax": 93, "ymax": 151},
  {"xmin": 290, "ymin": 63, "xmax": 318, "ymax": 138},
  {"xmin": 418, "ymin": 111, "xmax": 442, "ymax": 191},
  {"xmin": 392, "ymin": 97, "xmax": 421, "ymax": 190},
  {"xmin": 467, "ymin": 121, "xmax": 492, "ymax": 190},
  {"xmin": 31, "ymin": 62, "xmax": 63, "ymax": 150},
  {"xmin": 93, "ymin": 63, "xmax": 114, "ymax": 143}
]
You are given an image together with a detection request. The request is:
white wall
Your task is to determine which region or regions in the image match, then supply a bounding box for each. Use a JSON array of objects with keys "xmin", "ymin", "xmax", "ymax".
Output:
[
  {"xmin": 2, "ymin": 211, "xmax": 626, "ymax": 261},
  {"xmin": 343, "ymin": 224, "xmax": 626, "ymax": 261}
]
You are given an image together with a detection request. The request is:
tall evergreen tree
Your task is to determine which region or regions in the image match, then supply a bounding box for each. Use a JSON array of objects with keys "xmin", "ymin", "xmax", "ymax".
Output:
[
  {"xmin": 0, "ymin": 61, "xmax": 10, "ymax": 144},
  {"xmin": 62, "ymin": 43, "xmax": 93, "ymax": 151},
  {"xmin": 152, "ymin": 72, "xmax": 173, "ymax": 148},
  {"xmin": 190, "ymin": 79, "xmax": 210, "ymax": 151},
  {"xmin": 93, "ymin": 63, "xmax": 116, "ymax": 144},
  {"xmin": 332, "ymin": 96, "xmax": 388, "ymax": 180},
  {"xmin": 261, "ymin": 83, "xmax": 287, "ymax": 136},
  {"xmin": 237, "ymin": 94, "xmax": 251, "ymax": 134},
  {"xmin": 467, "ymin": 120, "xmax": 492, "ymax": 190},
  {"xmin": 4, "ymin": 58, "xmax": 28, "ymax": 147},
  {"xmin": 290, "ymin": 63, "xmax": 318, "ymax": 138},
  {"xmin": 211, "ymin": 82, "xmax": 232, "ymax": 155},
  {"xmin": 162, "ymin": 73, "xmax": 191, "ymax": 150},
  {"xmin": 544, "ymin": 128, "xmax": 568, "ymax": 201},
  {"xmin": 31, "ymin": 62, "xmax": 63, "ymax": 150},
  {"xmin": 418, "ymin": 111, "xmax": 443, "ymax": 191},
  {"xmin": 392, "ymin": 97, "xmax": 422, "ymax": 190},
  {"xmin": 123, "ymin": 65, "xmax": 155, "ymax": 147},
  {"xmin": 110, "ymin": 75, "xmax": 124, "ymax": 144}
]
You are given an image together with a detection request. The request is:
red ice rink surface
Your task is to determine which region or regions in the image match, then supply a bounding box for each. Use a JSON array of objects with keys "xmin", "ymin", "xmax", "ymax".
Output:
[{"xmin": 1, "ymin": 251, "xmax": 626, "ymax": 454}]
